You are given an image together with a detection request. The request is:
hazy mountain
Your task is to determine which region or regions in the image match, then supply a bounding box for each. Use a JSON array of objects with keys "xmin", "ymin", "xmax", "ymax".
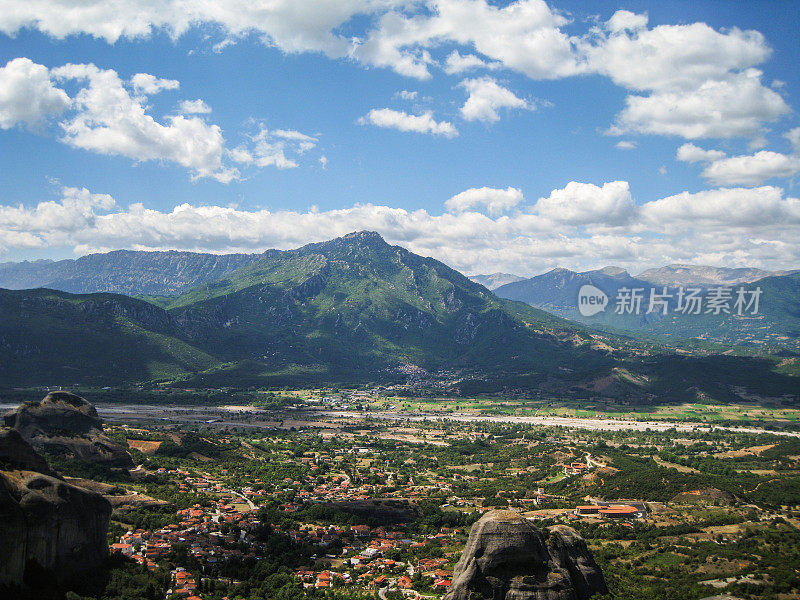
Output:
[
  {"xmin": 648, "ymin": 272, "xmax": 800, "ymax": 349},
  {"xmin": 0, "ymin": 250, "xmax": 264, "ymax": 296},
  {"xmin": 469, "ymin": 273, "xmax": 525, "ymax": 290},
  {"xmin": 637, "ymin": 264, "xmax": 776, "ymax": 287},
  {"xmin": 495, "ymin": 265, "xmax": 800, "ymax": 351},
  {"xmin": 494, "ymin": 266, "xmax": 658, "ymax": 329}
]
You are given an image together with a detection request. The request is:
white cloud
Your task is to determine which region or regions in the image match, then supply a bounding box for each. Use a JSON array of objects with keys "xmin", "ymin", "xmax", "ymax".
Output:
[
  {"xmin": 354, "ymin": 0, "xmax": 581, "ymax": 81},
  {"xmin": 443, "ymin": 50, "xmax": 499, "ymax": 75},
  {"xmin": 394, "ymin": 90, "xmax": 418, "ymax": 101},
  {"xmin": 615, "ymin": 140, "xmax": 636, "ymax": 150},
  {"xmin": 458, "ymin": 77, "xmax": 531, "ymax": 122},
  {"xmin": 0, "ymin": 0, "xmax": 373, "ymax": 56},
  {"xmin": 358, "ymin": 108, "xmax": 458, "ymax": 137},
  {"xmin": 52, "ymin": 62, "xmax": 235, "ymax": 182},
  {"xmin": 676, "ymin": 143, "xmax": 726, "ymax": 163},
  {"xmin": 611, "ymin": 70, "xmax": 789, "ymax": 139},
  {"xmin": 0, "ymin": 57, "xmax": 70, "ymax": 129},
  {"xmin": 1, "ymin": 57, "xmax": 320, "ymax": 181},
  {"xmin": 677, "ymin": 142, "xmax": 800, "ymax": 186},
  {"xmin": 700, "ymin": 151, "xmax": 800, "ymax": 186},
  {"xmin": 641, "ymin": 185, "xmax": 800, "ymax": 228},
  {"xmin": 231, "ymin": 126, "xmax": 318, "ymax": 169},
  {"xmin": 591, "ymin": 14, "xmax": 789, "ymax": 140},
  {"xmin": 178, "ymin": 99, "xmax": 212, "ymax": 114},
  {"xmin": 3, "ymin": 181, "xmax": 800, "ymax": 274},
  {"xmin": 533, "ymin": 180, "xmax": 636, "ymax": 225},
  {"xmin": 605, "ymin": 10, "xmax": 648, "ymax": 34},
  {"xmin": 0, "ymin": 2, "xmax": 790, "ymax": 145},
  {"xmin": 130, "ymin": 72, "xmax": 179, "ymax": 95},
  {"xmin": 445, "ymin": 186, "xmax": 523, "ymax": 215},
  {"xmin": 786, "ymin": 127, "xmax": 800, "ymax": 152}
]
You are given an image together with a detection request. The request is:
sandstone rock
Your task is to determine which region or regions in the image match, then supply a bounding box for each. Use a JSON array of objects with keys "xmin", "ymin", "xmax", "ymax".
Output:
[
  {"xmin": 444, "ymin": 510, "xmax": 607, "ymax": 600},
  {"xmin": 0, "ymin": 426, "xmax": 57, "ymax": 476},
  {"xmin": 0, "ymin": 433, "xmax": 111, "ymax": 587},
  {"xmin": 4, "ymin": 391, "xmax": 133, "ymax": 468}
]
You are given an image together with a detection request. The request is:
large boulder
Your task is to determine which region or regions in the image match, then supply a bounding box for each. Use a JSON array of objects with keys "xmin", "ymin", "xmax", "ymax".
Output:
[
  {"xmin": 4, "ymin": 391, "xmax": 133, "ymax": 468},
  {"xmin": 0, "ymin": 426, "xmax": 57, "ymax": 476},
  {"xmin": 0, "ymin": 429, "xmax": 111, "ymax": 587},
  {"xmin": 444, "ymin": 510, "xmax": 607, "ymax": 600}
]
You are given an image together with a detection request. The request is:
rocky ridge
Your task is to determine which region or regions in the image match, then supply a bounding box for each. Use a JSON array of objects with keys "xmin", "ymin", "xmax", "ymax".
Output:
[
  {"xmin": 0, "ymin": 425, "xmax": 111, "ymax": 588},
  {"xmin": 3, "ymin": 391, "xmax": 134, "ymax": 468},
  {"xmin": 444, "ymin": 510, "xmax": 607, "ymax": 600}
]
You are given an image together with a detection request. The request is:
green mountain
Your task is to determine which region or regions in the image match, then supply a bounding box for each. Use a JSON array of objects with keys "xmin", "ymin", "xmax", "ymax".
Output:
[
  {"xmin": 0, "ymin": 232, "xmax": 796, "ymax": 402},
  {"xmin": 647, "ymin": 273, "xmax": 800, "ymax": 350},
  {"xmin": 0, "ymin": 288, "xmax": 217, "ymax": 386},
  {"xmin": 0, "ymin": 249, "xmax": 264, "ymax": 295},
  {"xmin": 164, "ymin": 231, "xmax": 614, "ymax": 386}
]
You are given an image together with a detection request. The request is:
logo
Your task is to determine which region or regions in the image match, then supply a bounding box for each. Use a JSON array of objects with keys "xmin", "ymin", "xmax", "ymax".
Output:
[{"xmin": 577, "ymin": 284, "xmax": 608, "ymax": 317}]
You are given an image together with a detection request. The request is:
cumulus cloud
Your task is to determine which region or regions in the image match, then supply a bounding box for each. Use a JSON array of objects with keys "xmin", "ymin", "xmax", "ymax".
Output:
[
  {"xmin": 0, "ymin": 2, "xmax": 791, "ymax": 144},
  {"xmin": 130, "ymin": 72, "xmax": 179, "ymax": 94},
  {"xmin": 178, "ymin": 99, "xmax": 212, "ymax": 114},
  {"xmin": 700, "ymin": 151, "xmax": 800, "ymax": 186},
  {"xmin": 0, "ymin": 57, "xmax": 70, "ymax": 129},
  {"xmin": 358, "ymin": 108, "xmax": 458, "ymax": 137},
  {"xmin": 641, "ymin": 186, "xmax": 800, "ymax": 228},
  {"xmin": 676, "ymin": 143, "xmax": 726, "ymax": 163},
  {"xmin": 3, "ymin": 181, "xmax": 800, "ymax": 274},
  {"xmin": 591, "ymin": 13, "xmax": 790, "ymax": 140},
  {"xmin": 445, "ymin": 186, "xmax": 523, "ymax": 215},
  {"xmin": 615, "ymin": 140, "xmax": 636, "ymax": 150},
  {"xmin": 677, "ymin": 143, "xmax": 800, "ymax": 186},
  {"xmin": 354, "ymin": 0, "xmax": 581, "ymax": 80},
  {"xmin": 786, "ymin": 127, "xmax": 800, "ymax": 152},
  {"xmin": 443, "ymin": 50, "xmax": 499, "ymax": 75},
  {"xmin": 533, "ymin": 181, "xmax": 636, "ymax": 225},
  {"xmin": 609, "ymin": 70, "xmax": 789, "ymax": 139},
  {"xmin": 0, "ymin": 57, "xmax": 319, "ymax": 181},
  {"xmin": 51, "ymin": 62, "xmax": 235, "ymax": 182},
  {"xmin": 458, "ymin": 77, "xmax": 531, "ymax": 122}
]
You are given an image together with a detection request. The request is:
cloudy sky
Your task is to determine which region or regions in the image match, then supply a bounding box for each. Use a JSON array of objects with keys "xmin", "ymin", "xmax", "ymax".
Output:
[{"xmin": 0, "ymin": 0, "xmax": 798, "ymax": 276}]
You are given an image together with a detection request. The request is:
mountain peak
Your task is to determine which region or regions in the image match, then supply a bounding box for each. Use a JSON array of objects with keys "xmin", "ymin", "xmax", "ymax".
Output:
[
  {"xmin": 590, "ymin": 266, "xmax": 630, "ymax": 277},
  {"xmin": 341, "ymin": 230, "xmax": 386, "ymax": 243}
]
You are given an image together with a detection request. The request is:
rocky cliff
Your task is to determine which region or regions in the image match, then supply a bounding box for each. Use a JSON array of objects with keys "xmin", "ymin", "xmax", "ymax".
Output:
[
  {"xmin": 0, "ymin": 426, "xmax": 111, "ymax": 588},
  {"xmin": 444, "ymin": 510, "xmax": 607, "ymax": 600},
  {"xmin": 3, "ymin": 391, "xmax": 134, "ymax": 468}
]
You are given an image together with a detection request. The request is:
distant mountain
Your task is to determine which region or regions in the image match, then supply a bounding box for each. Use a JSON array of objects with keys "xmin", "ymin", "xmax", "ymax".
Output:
[
  {"xmin": 0, "ymin": 250, "xmax": 264, "ymax": 296},
  {"xmin": 637, "ymin": 264, "xmax": 777, "ymax": 287},
  {"xmin": 494, "ymin": 266, "xmax": 658, "ymax": 329},
  {"xmin": 495, "ymin": 265, "xmax": 800, "ymax": 351},
  {"xmin": 469, "ymin": 273, "xmax": 525, "ymax": 290},
  {"xmin": 648, "ymin": 272, "xmax": 800, "ymax": 349}
]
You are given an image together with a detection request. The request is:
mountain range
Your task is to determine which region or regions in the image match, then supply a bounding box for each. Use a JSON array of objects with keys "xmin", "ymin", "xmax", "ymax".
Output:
[
  {"xmin": 0, "ymin": 250, "xmax": 265, "ymax": 296},
  {"xmin": 0, "ymin": 232, "xmax": 797, "ymax": 401},
  {"xmin": 493, "ymin": 266, "xmax": 800, "ymax": 350}
]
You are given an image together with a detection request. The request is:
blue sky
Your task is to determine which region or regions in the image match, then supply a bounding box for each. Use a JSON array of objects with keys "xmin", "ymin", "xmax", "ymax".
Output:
[{"xmin": 0, "ymin": 0, "xmax": 798, "ymax": 276}]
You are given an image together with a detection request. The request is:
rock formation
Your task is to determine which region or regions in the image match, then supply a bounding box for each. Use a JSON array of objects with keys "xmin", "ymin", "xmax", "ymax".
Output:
[
  {"xmin": 4, "ymin": 391, "xmax": 134, "ymax": 468},
  {"xmin": 0, "ymin": 426, "xmax": 111, "ymax": 588},
  {"xmin": 444, "ymin": 510, "xmax": 607, "ymax": 600}
]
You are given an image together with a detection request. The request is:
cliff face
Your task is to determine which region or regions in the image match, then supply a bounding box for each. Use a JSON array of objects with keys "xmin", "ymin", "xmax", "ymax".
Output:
[
  {"xmin": 444, "ymin": 510, "xmax": 607, "ymax": 600},
  {"xmin": 3, "ymin": 391, "xmax": 134, "ymax": 468},
  {"xmin": 0, "ymin": 426, "xmax": 111, "ymax": 588}
]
